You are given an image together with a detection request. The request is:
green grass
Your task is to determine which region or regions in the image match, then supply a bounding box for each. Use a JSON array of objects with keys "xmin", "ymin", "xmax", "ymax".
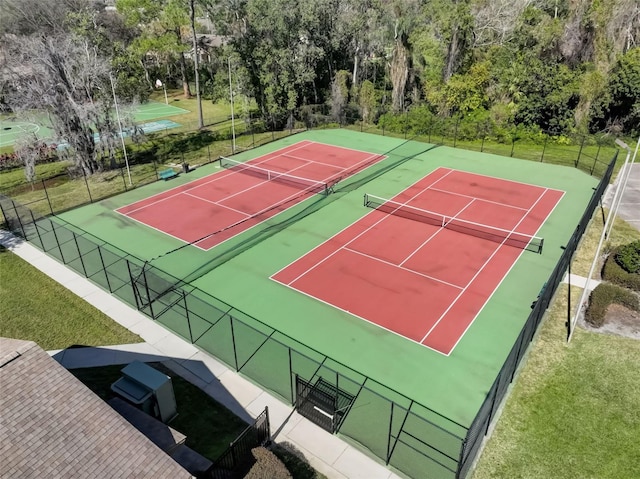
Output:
[
  {"xmin": 0, "ymin": 245, "xmax": 141, "ymax": 350},
  {"xmin": 69, "ymin": 363, "xmax": 249, "ymax": 460},
  {"xmin": 472, "ymin": 216, "xmax": 640, "ymax": 479}
]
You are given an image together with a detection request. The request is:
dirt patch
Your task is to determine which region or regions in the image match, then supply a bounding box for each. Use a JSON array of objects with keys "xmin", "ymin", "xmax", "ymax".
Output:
[{"xmin": 582, "ymin": 303, "xmax": 640, "ymax": 339}]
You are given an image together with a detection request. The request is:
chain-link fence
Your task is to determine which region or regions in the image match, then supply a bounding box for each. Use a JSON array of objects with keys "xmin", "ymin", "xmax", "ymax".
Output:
[{"xmin": 0, "ymin": 120, "xmax": 618, "ymax": 478}]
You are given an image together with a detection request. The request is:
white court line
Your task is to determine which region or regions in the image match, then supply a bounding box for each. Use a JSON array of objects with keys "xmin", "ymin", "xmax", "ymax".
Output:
[
  {"xmin": 119, "ymin": 140, "xmax": 386, "ymax": 251},
  {"xmin": 428, "ymin": 186, "xmax": 529, "ymax": 211},
  {"xmin": 183, "ymin": 192, "xmax": 251, "ymax": 217},
  {"xmin": 344, "ymin": 247, "xmax": 464, "ymax": 289},
  {"xmin": 419, "ymin": 187, "xmax": 550, "ymax": 344},
  {"xmin": 277, "ymin": 169, "xmax": 456, "ymax": 286},
  {"xmin": 399, "ymin": 198, "xmax": 477, "ymax": 267},
  {"xmin": 444, "ymin": 188, "xmax": 566, "ymax": 355},
  {"xmin": 445, "ymin": 167, "xmax": 566, "ymax": 194},
  {"xmin": 119, "ymin": 141, "xmax": 314, "ymax": 215}
]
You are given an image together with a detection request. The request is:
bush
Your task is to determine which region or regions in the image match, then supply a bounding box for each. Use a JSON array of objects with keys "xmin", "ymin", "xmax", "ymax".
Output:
[
  {"xmin": 602, "ymin": 246, "xmax": 640, "ymax": 292},
  {"xmin": 243, "ymin": 447, "xmax": 292, "ymax": 479},
  {"xmin": 615, "ymin": 240, "xmax": 640, "ymax": 274},
  {"xmin": 585, "ymin": 283, "xmax": 640, "ymax": 327},
  {"xmin": 271, "ymin": 442, "xmax": 325, "ymax": 479}
]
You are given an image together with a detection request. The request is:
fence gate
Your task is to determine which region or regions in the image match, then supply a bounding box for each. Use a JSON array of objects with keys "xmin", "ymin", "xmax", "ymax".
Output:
[{"xmin": 295, "ymin": 375, "xmax": 355, "ymax": 433}]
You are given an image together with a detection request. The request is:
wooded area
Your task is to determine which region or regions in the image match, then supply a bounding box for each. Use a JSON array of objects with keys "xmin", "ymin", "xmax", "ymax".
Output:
[{"xmin": 0, "ymin": 0, "xmax": 638, "ymax": 175}]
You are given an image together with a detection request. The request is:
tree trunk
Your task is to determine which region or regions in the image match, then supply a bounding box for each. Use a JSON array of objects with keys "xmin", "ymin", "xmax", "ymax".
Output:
[
  {"xmin": 390, "ymin": 39, "xmax": 409, "ymax": 113},
  {"xmin": 352, "ymin": 45, "xmax": 360, "ymax": 86},
  {"xmin": 180, "ymin": 52, "xmax": 192, "ymax": 98},
  {"xmin": 189, "ymin": 0, "xmax": 204, "ymax": 128},
  {"xmin": 443, "ymin": 24, "xmax": 459, "ymax": 82}
]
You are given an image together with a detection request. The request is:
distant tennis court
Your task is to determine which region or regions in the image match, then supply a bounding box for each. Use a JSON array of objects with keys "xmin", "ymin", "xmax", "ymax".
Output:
[
  {"xmin": 116, "ymin": 140, "xmax": 385, "ymax": 250},
  {"xmin": 0, "ymin": 119, "xmax": 53, "ymax": 148},
  {"xmin": 0, "ymin": 101, "xmax": 187, "ymax": 148},
  {"xmin": 273, "ymin": 167, "xmax": 564, "ymax": 355}
]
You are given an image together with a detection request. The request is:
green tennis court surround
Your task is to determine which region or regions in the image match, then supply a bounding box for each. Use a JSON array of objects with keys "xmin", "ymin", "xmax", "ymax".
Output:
[{"xmin": 0, "ymin": 128, "xmax": 615, "ymax": 479}]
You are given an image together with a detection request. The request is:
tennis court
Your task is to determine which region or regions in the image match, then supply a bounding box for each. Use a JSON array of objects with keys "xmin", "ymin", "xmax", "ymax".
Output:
[
  {"xmin": 116, "ymin": 140, "xmax": 384, "ymax": 250},
  {"xmin": 0, "ymin": 119, "xmax": 54, "ymax": 148},
  {"xmin": 273, "ymin": 167, "xmax": 563, "ymax": 355},
  {"xmin": 47, "ymin": 129, "xmax": 600, "ymax": 478},
  {"xmin": 0, "ymin": 102, "xmax": 187, "ymax": 148}
]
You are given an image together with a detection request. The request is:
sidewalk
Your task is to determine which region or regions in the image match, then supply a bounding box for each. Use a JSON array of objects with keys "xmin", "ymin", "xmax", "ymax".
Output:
[{"xmin": 1, "ymin": 230, "xmax": 401, "ymax": 479}]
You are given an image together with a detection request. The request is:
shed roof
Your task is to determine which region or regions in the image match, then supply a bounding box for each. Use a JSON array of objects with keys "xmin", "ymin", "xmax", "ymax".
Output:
[{"xmin": 0, "ymin": 338, "xmax": 193, "ymax": 478}]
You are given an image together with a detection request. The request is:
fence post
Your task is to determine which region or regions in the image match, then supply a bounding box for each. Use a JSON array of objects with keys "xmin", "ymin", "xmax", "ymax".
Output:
[
  {"xmin": 49, "ymin": 222, "xmax": 65, "ymax": 263},
  {"xmin": 42, "ymin": 179, "xmax": 54, "ymax": 215},
  {"xmin": 540, "ymin": 136, "xmax": 548, "ymax": 162},
  {"xmin": 97, "ymin": 246, "xmax": 113, "ymax": 293},
  {"xmin": 120, "ymin": 165, "xmax": 128, "ymax": 190},
  {"xmin": 83, "ymin": 169, "xmax": 93, "ymax": 203},
  {"xmin": 230, "ymin": 314, "xmax": 239, "ymax": 371},
  {"xmin": 183, "ymin": 291, "xmax": 193, "ymax": 343},
  {"xmin": 72, "ymin": 233, "xmax": 88, "ymax": 277},
  {"xmin": 453, "ymin": 117, "xmax": 460, "ymax": 148},
  {"xmin": 575, "ymin": 136, "xmax": 585, "ymax": 167},
  {"xmin": 386, "ymin": 402, "xmax": 394, "ymax": 464},
  {"xmin": 30, "ymin": 210, "xmax": 44, "ymax": 247},
  {"xmin": 288, "ymin": 348, "xmax": 295, "ymax": 405}
]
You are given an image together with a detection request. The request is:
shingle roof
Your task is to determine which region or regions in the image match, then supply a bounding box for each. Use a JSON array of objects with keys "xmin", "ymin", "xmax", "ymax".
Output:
[{"xmin": 0, "ymin": 338, "xmax": 193, "ymax": 479}]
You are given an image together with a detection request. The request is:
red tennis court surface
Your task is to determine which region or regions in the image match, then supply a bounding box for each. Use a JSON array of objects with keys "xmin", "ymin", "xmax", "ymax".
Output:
[
  {"xmin": 272, "ymin": 167, "xmax": 564, "ymax": 355},
  {"xmin": 116, "ymin": 141, "xmax": 384, "ymax": 250}
]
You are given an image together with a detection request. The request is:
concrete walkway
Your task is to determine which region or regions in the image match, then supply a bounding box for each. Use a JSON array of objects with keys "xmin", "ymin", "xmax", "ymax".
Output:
[
  {"xmin": 1, "ymin": 230, "xmax": 402, "ymax": 479},
  {"xmin": 603, "ymin": 160, "xmax": 640, "ymax": 231}
]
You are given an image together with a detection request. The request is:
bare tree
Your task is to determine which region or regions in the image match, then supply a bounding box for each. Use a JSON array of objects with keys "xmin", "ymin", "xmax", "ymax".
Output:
[
  {"xmin": 0, "ymin": 0, "xmax": 89, "ymax": 35},
  {"xmin": 13, "ymin": 133, "xmax": 41, "ymax": 188},
  {"xmin": 472, "ymin": 0, "xmax": 535, "ymax": 48},
  {"xmin": 1, "ymin": 33, "xmax": 110, "ymax": 175}
]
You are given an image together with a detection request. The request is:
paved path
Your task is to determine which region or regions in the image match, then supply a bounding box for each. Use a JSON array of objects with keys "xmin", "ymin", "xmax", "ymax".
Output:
[
  {"xmin": 603, "ymin": 160, "xmax": 640, "ymax": 231},
  {"xmin": 1, "ymin": 230, "xmax": 402, "ymax": 479}
]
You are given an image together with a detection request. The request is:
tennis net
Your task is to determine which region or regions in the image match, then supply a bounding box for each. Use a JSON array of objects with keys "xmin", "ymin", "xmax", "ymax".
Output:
[
  {"xmin": 220, "ymin": 156, "xmax": 330, "ymax": 195},
  {"xmin": 364, "ymin": 193, "xmax": 544, "ymax": 253}
]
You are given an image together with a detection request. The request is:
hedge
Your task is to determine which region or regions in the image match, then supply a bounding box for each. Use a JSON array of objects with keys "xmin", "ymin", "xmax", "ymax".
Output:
[
  {"xmin": 244, "ymin": 447, "xmax": 292, "ymax": 479},
  {"xmin": 615, "ymin": 240, "xmax": 640, "ymax": 274},
  {"xmin": 585, "ymin": 283, "xmax": 640, "ymax": 328},
  {"xmin": 603, "ymin": 246, "xmax": 640, "ymax": 292}
]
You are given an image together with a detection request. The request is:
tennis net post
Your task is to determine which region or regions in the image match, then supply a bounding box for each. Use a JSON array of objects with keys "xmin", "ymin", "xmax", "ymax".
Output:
[{"xmin": 364, "ymin": 193, "xmax": 544, "ymax": 254}]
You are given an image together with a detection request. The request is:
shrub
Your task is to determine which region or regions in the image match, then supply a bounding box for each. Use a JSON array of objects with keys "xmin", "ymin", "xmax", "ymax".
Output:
[
  {"xmin": 602, "ymin": 246, "xmax": 640, "ymax": 292},
  {"xmin": 244, "ymin": 447, "xmax": 292, "ymax": 479},
  {"xmin": 271, "ymin": 442, "xmax": 324, "ymax": 479},
  {"xmin": 585, "ymin": 283, "xmax": 640, "ymax": 327},
  {"xmin": 615, "ymin": 240, "xmax": 640, "ymax": 274}
]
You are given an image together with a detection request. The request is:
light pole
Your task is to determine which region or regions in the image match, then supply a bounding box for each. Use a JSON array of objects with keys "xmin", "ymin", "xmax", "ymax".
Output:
[
  {"xmin": 109, "ymin": 73, "xmax": 132, "ymax": 187},
  {"xmin": 228, "ymin": 57, "xmax": 236, "ymax": 154},
  {"xmin": 605, "ymin": 137, "xmax": 639, "ymax": 239}
]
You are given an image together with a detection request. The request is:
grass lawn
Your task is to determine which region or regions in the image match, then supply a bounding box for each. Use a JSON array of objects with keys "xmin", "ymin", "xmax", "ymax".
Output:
[
  {"xmin": 472, "ymin": 214, "xmax": 640, "ymax": 479},
  {"xmin": 0, "ymin": 245, "xmax": 141, "ymax": 350}
]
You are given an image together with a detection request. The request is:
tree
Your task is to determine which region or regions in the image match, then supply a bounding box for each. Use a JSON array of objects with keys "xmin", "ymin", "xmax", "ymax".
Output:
[
  {"xmin": 0, "ymin": 0, "xmax": 88, "ymax": 35},
  {"xmin": 117, "ymin": 0, "xmax": 193, "ymax": 98},
  {"xmin": 1, "ymin": 34, "xmax": 110, "ymax": 175},
  {"xmin": 358, "ymin": 80, "xmax": 377, "ymax": 123},
  {"xmin": 383, "ymin": 0, "xmax": 420, "ymax": 113},
  {"xmin": 590, "ymin": 48, "xmax": 640, "ymax": 135},
  {"xmin": 13, "ymin": 133, "xmax": 40, "ymax": 188},
  {"xmin": 331, "ymin": 70, "xmax": 350, "ymax": 124}
]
